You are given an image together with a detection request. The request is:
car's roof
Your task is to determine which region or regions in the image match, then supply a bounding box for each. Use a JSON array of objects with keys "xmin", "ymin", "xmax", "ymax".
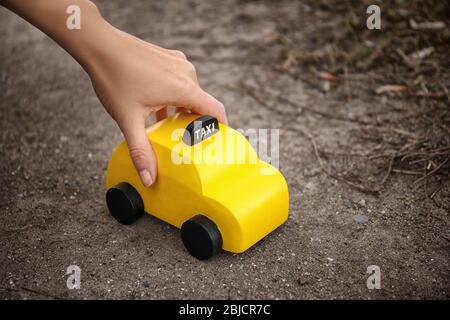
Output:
[{"xmin": 146, "ymin": 113, "xmax": 263, "ymax": 194}]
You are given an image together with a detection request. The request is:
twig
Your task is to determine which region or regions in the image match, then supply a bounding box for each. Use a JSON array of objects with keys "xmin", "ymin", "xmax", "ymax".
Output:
[
  {"xmin": 227, "ymin": 84, "xmax": 292, "ymax": 117},
  {"xmin": 392, "ymin": 169, "xmax": 422, "ymax": 175},
  {"xmin": 278, "ymin": 95, "xmax": 374, "ymax": 126},
  {"xmin": 229, "ymin": 82, "xmax": 375, "ymax": 126},
  {"xmin": 414, "ymin": 157, "xmax": 450, "ymax": 184},
  {"xmin": 362, "ymin": 126, "xmax": 418, "ymax": 139},
  {"xmin": 381, "ymin": 157, "xmax": 394, "ymax": 186},
  {"xmin": 292, "ymin": 126, "xmax": 380, "ymax": 195},
  {"xmin": 1, "ymin": 287, "xmax": 65, "ymax": 300}
]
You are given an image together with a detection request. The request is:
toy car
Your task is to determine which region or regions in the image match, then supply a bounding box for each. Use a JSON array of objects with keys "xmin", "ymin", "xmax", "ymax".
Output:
[{"xmin": 105, "ymin": 113, "xmax": 289, "ymax": 260}]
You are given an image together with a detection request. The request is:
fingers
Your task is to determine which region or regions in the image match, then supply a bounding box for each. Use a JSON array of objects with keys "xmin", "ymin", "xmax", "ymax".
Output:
[
  {"xmin": 155, "ymin": 106, "xmax": 168, "ymax": 122},
  {"xmin": 182, "ymin": 86, "xmax": 228, "ymax": 125},
  {"xmin": 157, "ymin": 106, "xmax": 189, "ymax": 120},
  {"xmin": 120, "ymin": 115, "xmax": 158, "ymax": 187},
  {"xmin": 176, "ymin": 107, "xmax": 189, "ymax": 114}
]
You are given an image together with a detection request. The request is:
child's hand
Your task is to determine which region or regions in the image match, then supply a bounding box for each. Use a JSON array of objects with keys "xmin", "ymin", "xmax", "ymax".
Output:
[
  {"xmin": 88, "ymin": 28, "xmax": 227, "ymax": 186},
  {"xmin": 2, "ymin": 0, "xmax": 227, "ymax": 187}
]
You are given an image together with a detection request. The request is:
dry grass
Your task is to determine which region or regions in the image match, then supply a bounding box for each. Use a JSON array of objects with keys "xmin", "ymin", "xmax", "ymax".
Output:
[{"xmin": 241, "ymin": 0, "xmax": 450, "ymax": 208}]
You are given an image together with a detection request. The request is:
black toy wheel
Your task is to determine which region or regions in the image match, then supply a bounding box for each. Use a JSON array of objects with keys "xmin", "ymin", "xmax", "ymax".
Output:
[
  {"xmin": 181, "ymin": 215, "xmax": 222, "ymax": 260},
  {"xmin": 106, "ymin": 182, "xmax": 144, "ymax": 225}
]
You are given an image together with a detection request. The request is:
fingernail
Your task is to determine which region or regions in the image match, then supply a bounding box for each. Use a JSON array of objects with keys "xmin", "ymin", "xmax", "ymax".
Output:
[{"xmin": 139, "ymin": 170, "xmax": 153, "ymax": 187}]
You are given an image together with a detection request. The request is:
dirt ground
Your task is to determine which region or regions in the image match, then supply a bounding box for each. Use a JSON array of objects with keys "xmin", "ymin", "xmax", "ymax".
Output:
[{"xmin": 0, "ymin": 0, "xmax": 448, "ymax": 299}]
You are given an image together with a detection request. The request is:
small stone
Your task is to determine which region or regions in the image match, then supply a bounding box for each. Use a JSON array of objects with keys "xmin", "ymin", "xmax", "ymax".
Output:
[
  {"xmin": 297, "ymin": 277, "xmax": 308, "ymax": 286},
  {"xmin": 353, "ymin": 214, "xmax": 369, "ymax": 223},
  {"xmin": 358, "ymin": 199, "xmax": 366, "ymax": 207}
]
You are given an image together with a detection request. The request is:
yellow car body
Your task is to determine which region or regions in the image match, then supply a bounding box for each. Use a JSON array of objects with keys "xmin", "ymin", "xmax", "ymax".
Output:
[{"xmin": 106, "ymin": 113, "xmax": 289, "ymax": 254}]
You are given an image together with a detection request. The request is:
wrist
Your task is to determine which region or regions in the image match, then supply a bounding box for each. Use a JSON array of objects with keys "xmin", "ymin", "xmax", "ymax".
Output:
[
  {"xmin": 73, "ymin": 18, "xmax": 120, "ymax": 73},
  {"xmin": 62, "ymin": 6, "xmax": 119, "ymax": 73}
]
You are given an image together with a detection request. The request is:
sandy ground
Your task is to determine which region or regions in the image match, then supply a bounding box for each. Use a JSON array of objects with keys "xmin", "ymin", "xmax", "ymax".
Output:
[{"xmin": 0, "ymin": 0, "xmax": 448, "ymax": 299}]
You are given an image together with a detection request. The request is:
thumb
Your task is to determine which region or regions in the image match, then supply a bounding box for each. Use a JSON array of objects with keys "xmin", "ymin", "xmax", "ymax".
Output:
[{"xmin": 120, "ymin": 116, "xmax": 158, "ymax": 187}]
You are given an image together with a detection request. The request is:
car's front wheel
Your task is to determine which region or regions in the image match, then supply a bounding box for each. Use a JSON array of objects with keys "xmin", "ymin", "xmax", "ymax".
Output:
[
  {"xmin": 181, "ymin": 215, "xmax": 222, "ymax": 260},
  {"xmin": 106, "ymin": 182, "xmax": 144, "ymax": 225}
]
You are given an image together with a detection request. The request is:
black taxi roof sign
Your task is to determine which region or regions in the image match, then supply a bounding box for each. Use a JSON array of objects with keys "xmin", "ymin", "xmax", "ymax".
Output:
[{"xmin": 183, "ymin": 115, "xmax": 219, "ymax": 146}]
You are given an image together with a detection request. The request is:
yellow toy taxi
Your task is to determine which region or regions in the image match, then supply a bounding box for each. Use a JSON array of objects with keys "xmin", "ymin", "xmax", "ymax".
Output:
[{"xmin": 105, "ymin": 113, "xmax": 289, "ymax": 260}]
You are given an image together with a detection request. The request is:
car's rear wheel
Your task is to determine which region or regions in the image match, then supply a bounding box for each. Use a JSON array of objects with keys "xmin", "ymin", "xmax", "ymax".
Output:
[
  {"xmin": 106, "ymin": 182, "xmax": 144, "ymax": 225},
  {"xmin": 181, "ymin": 215, "xmax": 222, "ymax": 260}
]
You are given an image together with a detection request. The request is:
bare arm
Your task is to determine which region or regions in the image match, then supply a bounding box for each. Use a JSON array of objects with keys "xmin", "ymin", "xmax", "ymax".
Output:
[{"xmin": 1, "ymin": 0, "xmax": 227, "ymax": 186}]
